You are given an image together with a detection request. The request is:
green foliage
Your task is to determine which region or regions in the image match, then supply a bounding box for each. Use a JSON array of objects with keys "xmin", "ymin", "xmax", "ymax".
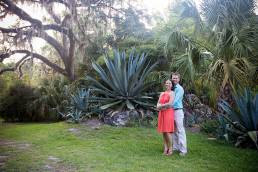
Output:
[
  {"xmin": 0, "ymin": 76, "xmax": 71, "ymax": 122},
  {"xmin": 0, "ymin": 71, "xmax": 19, "ymax": 95},
  {"xmin": 62, "ymin": 88, "xmax": 96, "ymax": 123},
  {"xmin": 175, "ymin": 0, "xmax": 203, "ymax": 33},
  {"xmin": 162, "ymin": 0, "xmax": 257, "ymax": 112},
  {"xmin": 201, "ymin": 0, "xmax": 257, "ymax": 89},
  {"xmin": 30, "ymin": 77, "xmax": 70, "ymax": 121},
  {"xmin": 200, "ymin": 119, "xmax": 219, "ymax": 137},
  {"xmin": 87, "ymin": 49, "xmax": 158, "ymax": 111},
  {"xmin": 98, "ymin": 39, "xmax": 167, "ymax": 73},
  {"xmin": 185, "ymin": 112, "xmax": 199, "ymax": 127},
  {"xmin": 201, "ymin": 0, "xmax": 256, "ymax": 30},
  {"xmin": 111, "ymin": 7, "xmax": 152, "ymax": 46},
  {"xmin": 218, "ymin": 88, "xmax": 258, "ymax": 149},
  {"xmin": 193, "ymin": 78, "xmax": 218, "ymax": 108},
  {"xmin": 217, "ymin": 115, "xmax": 229, "ymax": 140},
  {"xmin": 154, "ymin": 1, "xmax": 212, "ymax": 91},
  {"xmin": 0, "ymin": 82, "xmax": 38, "ymax": 122}
]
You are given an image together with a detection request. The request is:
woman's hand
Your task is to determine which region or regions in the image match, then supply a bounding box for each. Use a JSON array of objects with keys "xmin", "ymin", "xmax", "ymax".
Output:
[{"xmin": 157, "ymin": 103, "xmax": 163, "ymax": 110}]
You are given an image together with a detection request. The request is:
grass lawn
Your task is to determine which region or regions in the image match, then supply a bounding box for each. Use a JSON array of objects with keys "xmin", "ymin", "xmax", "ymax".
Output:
[{"xmin": 0, "ymin": 121, "xmax": 257, "ymax": 172}]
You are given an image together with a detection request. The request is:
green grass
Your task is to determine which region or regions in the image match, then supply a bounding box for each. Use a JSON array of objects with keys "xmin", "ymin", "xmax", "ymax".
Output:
[{"xmin": 0, "ymin": 122, "xmax": 257, "ymax": 172}]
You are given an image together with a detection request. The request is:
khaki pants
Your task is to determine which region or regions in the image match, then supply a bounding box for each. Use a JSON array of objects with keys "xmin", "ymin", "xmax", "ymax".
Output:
[{"xmin": 172, "ymin": 109, "xmax": 187, "ymax": 153}]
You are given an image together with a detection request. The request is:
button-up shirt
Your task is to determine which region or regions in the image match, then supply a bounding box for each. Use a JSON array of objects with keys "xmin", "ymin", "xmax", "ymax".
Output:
[{"xmin": 173, "ymin": 84, "xmax": 184, "ymax": 109}]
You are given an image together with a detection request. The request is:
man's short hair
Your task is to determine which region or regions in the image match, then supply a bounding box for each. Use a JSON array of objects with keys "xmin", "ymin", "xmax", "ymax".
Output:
[{"xmin": 171, "ymin": 72, "xmax": 181, "ymax": 79}]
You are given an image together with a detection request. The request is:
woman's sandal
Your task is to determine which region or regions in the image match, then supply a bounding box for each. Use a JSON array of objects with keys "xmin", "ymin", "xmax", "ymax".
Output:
[
  {"xmin": 163, "ymin": 148, "xmax": 168, "ymax": 155},
  {"xmin": 166, "ymin": 149, "xmax": 173, "ymax": 156}
]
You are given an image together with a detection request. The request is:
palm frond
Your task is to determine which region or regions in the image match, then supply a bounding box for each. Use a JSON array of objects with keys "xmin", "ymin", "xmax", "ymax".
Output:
[
  {"xmin": 201, "ymin": 0, "xmax": 256, "ymax": 30},
  {"xmin": 176, "ymin": 0, "xmax": 203, "ymax": 34}
]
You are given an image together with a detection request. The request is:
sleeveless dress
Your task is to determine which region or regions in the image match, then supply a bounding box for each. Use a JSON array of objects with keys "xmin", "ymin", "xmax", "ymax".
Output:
[{"xmin": 157, "ymin": 92, "xmax": 175, "ymax": 133}]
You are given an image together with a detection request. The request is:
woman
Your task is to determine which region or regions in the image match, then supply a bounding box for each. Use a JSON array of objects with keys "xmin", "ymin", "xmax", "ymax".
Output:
[{"xmin": 157, "ymin": 79, "xmax": 175, "ymax": 156}]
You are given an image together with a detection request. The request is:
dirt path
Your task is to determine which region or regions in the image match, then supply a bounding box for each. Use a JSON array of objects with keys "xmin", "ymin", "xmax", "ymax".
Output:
[{"xmin": 0, "ymin": 139, "xmax": 77, "ymax": 171}]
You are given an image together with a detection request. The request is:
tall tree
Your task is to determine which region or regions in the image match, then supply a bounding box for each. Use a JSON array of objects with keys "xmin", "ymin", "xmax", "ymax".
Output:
[{"xmin": 0, "ymin": 0, "xmax": 122, "ymax": 81}]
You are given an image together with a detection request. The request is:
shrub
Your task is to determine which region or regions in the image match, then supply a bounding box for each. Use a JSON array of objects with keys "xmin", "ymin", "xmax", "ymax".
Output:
[
  {"xmin": 0, "ymin": 82, "xmax": 38, "ymax": 122},
  {"xmin": 0, "ymin": 79, "xmax": 66, "ymax": 122},
  {"xmin": 185, "ymin": 112, "xmax": 199, "ymax": 127},
  {"xmin": 31, "ymin": 77, "xmax": 70, "ymax": 121},
  {"xmin": 200, "ymin": 119, "xmax": 219, "ymax": 137},
  {"xmin": 218, "ymin": 88, "xmax": 258, "ymax": 149},
  {"xmin": 61, "ymin": 88, "xmax": 96, "ymax": 123}
]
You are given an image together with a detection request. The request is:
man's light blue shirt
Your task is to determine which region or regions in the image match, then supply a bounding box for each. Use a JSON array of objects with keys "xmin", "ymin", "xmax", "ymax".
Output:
[{"xmin": 173, "ymin": 84, "xmax": 184, "ymax": 109}]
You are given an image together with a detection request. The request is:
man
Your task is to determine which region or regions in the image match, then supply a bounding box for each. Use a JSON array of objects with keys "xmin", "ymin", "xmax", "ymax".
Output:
[{"xmin": 171, "ymin": 72, "xmax": 187, "ymax": 156}]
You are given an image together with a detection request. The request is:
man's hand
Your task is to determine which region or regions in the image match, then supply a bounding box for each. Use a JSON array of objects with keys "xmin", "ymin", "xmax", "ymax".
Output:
[{"xmin": 162, "ymin": 104, "xmax": 170, "ymax": 109}]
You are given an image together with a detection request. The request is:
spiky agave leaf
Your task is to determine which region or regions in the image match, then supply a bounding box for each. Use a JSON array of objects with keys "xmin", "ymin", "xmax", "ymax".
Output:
[
  {"xmin": 218, "ymin": 88, "xmax": 258, "ymax": 148},
  {"xmin": 87, "ymin": 49, "xmax": 158, "ymax": 111},
  {"xmin": 64, "ymin": 88, "xmax": 98, "ymax": 123}
]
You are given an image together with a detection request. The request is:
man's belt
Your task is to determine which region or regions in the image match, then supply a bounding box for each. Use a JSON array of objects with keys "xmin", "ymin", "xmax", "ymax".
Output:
[{"xmin": 174, "ymin": 108, "xmax": 183, "ymax": 110}]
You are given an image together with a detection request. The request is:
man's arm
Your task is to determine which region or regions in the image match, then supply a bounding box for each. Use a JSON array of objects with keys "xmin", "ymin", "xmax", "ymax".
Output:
[{"xmin": 174, "ymin": 86, "xmax": 184, "ymax": 108}]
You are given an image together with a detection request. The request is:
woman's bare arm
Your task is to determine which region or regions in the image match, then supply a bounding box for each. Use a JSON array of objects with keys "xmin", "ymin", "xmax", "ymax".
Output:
[
  {"xmin": 156, "ymin": 92, "xmax": 163, "ymax": 110},
  {"xmin": 160, "ymin": 91, "xmax": 174, "ymax": 109}
]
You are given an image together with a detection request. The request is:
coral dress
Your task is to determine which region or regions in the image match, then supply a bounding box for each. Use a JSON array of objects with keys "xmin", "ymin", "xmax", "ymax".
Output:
[{"xmin": 157, "ymin": 92, "xmax": 174, "ymax": 133}]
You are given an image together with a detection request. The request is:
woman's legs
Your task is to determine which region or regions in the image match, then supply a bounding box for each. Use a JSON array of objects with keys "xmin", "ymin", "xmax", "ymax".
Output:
[
  {"xmin": 162, "ymin": 133, "xmax": 168, "ymax": 154},
  {"xmin": 162, "ymin": 132, "xmax": 173, "ymax": 155},
  {"xmin": 168, "ymin": 133, "xmax": 173, "ymax": 153},
  {"xmin": 166, "ymin": 133, "xmax": 173, "ymax": 155}
]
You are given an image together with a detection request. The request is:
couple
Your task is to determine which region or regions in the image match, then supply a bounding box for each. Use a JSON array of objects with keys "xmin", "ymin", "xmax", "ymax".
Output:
[{"xmin": 157, "ymin": 72, "xmax": 187, "ymax": 156}]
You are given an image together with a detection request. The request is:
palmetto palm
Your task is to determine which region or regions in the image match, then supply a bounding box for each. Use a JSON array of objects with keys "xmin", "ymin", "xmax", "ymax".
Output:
[
  {"xmin": 166, "ymin": 31, "xmax": 208, "ymax": 82},
  {"xmin": 204, "ymin": 0, "xmax": 257, "ymax": 85},
  {"xmin": 166, "ymin": 0, "xmax": 257, "ymax": 100},
  {"xmin": 31, "ymin": 77, "xmax": 70, "ymax": 117},
  {"xmin": 87, "ymin": 50, "xmax": 158, "ymax": 111}
]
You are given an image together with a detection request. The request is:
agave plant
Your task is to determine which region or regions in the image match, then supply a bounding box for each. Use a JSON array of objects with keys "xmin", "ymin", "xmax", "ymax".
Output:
[
  {"xmin": 63, "ymin": 88, "xmax": 96, "ymax": 123},
  {"xmin": 218, "ymin": 88, "xmax": 258, "ymax": 149},
  {"xmin": 87, "ymin": 50, "xmax": 158, "ymax": 111}
]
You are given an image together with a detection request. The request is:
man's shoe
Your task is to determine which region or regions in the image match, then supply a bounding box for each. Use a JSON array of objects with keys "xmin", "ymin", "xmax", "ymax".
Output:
[{"xmin": 179, "ymin": 152, "xmax": 187, "ymax": 156}]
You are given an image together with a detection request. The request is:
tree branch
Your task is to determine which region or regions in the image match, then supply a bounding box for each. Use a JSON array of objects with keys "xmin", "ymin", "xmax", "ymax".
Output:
[
  {"xmin": 17, "ymin": 58, "xmax": 32, "ymax": 78},
  {"xmin": 0, "ymin": 10, "xmax": 8, "ymax": 19},
  {"xmin": 0, "ymin": 24, "xmax": 69, "ymax": 35},
  {"xmin": 0, "ymin": 50, "xmax": 67, "ymax": 76},
  {"xmin": 0, "ymin": 51, "xmax": 11, "ymax": 62},
  {"xmin": 0, "ymin": 54, "xmax": 29, "ymax": 75},
  {"xmin": 41, "ymin": 0, "xmax": 70, "ymax": 8},
  {"xmin": 43, "ymin": 2, "xmax": 61, "ymax": 24},
  {"xmin": 43, "ymin": 24, "xmax": 69, "ymax": 34},
  {"xmin": 0, "ymin": 27, "xmax": 67, "ymax": 61},
  {"xmin": 3, "ymin": 0, "xmax": 42, "ymax": 26},
  {"xmin": 38, "ymin": 31, "xmax": 67, "ymax": 59}
]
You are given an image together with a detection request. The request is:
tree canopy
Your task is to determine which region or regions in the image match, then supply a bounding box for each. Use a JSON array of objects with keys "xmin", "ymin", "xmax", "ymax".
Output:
[{"xmin": 0, "ymin": 0, "xmax": 127, "ymax": 80}]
